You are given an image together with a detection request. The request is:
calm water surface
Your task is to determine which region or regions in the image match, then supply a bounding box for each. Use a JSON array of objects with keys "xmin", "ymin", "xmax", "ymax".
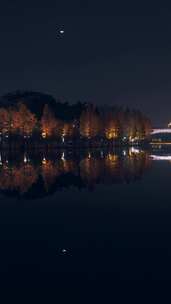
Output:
[{"xmin": 0, "ymin": 147, "xmax": 171, "ymax": 298}]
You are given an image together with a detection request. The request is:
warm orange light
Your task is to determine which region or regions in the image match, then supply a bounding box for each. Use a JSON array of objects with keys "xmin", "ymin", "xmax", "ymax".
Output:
[
  {"xmin": 107, "ymin": 153, "xmax": 118, "ymax": 162},
  {"xmin": 106, "ymin": 128, "xmax": 118, "ymax": 140}
]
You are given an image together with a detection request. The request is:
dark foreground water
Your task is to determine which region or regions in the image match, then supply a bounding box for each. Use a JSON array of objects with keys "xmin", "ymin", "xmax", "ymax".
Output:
[{"xmin": 0, "ymin": 146, "xmax": 171, "ymax": 301}]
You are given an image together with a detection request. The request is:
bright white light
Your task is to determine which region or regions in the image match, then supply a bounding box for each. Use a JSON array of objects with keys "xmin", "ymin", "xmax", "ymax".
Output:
[
  {"xmin": 150, "ymin": 155, "xmax": 171, "ymax": 161},
  {"xmin": 61, "ymin": 249, "xmax": 67, "ymax": 253},
  {"xmin": 61, "ymin": 152, "xmax": 65, "ymax": 161},
  {"xmin": 151, "ymin": 129, "xmax": 171, "ymax": 135},
  {"xmin": 24, "ymin": 155, "xmax": 27, "ymax": 163},
  {"xmin": 59, "ymin": 30, "xmax": 64, "ymax": 34}
]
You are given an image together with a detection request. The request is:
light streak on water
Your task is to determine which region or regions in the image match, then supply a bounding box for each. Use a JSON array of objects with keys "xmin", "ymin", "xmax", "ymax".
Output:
[
  {"xmin": 61, "ymin": 152, "xmax": 65, "ymax": 161},
  {"xmin": 150, "ymin": 155, "xmax": 171, "ymax": 161},
  {"xmin": 151, "ymin": 129, "xmax": 171, "ymax": 135},
  {"xmin": 129, "ymin": 147, "xmax": 140, "ymax": 154}
]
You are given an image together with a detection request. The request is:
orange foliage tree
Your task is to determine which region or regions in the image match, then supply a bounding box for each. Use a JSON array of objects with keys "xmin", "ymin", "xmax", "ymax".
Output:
[
  {"xmin": 17, "ymin": 103, "xmax": 37, "ymax": 136},
  {"xmin": 79, "ymin": 105, "xmax": 100, "ymax": 138},
  {"xmin": 104, "ymin": 112, "xmax": 119, "ymax": 140},
  {"xmin": 61, "ymin": 122, "xmax": 75, "ymax": 138},
  {"xmin": 40, "ymin": 104, "xmax": 57, "ymax": 138},
  {"xmin": 10, "ymin": 108, "xmax": 21, "ymax": 134},
  {"xmin": 0, "ymin": 108, "xmax": 10, "ymax": 135}
]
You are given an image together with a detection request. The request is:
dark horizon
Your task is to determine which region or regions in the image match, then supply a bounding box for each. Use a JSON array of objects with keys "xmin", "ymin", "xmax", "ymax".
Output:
[{"xmin": 0, "ymin": 1, "xmax": 171, "ymax": 127}]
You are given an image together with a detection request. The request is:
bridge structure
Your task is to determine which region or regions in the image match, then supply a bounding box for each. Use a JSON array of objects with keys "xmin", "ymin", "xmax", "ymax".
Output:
[{"xmin": 150, "ymin": 128, "xmax": 171, "ymax": 135}]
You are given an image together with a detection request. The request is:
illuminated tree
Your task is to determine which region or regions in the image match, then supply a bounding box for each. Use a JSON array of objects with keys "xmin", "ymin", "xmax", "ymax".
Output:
[
  {"xmin": 55, "ymin": 119, "xmax": 63, "ymax": 138},
  {"xmin": 10, "ymin": 108, "xmax": 21, "ymax": 134},
  {"xmin": 18, "ymin": 103, "xmax": 37, "ymax": 136},
  {"xmin": 80, "ymin": 105, "xmax": 100, "ymax": 138},
  {"xmin": 0, "ymin": 108, "xmax": 10, "ymax": 135},
  {"xmin": 143, "ymin": 117, "xmax": 152, "ymax": 137},
  {"xmin": 0, "ymin": 98, "xmax": 151, "ymax": 143},
  {"xmin": 40, "ymin": 104, "xmax": 57, "ymax": 138},
  {"xmin": 61, "ymin": 122, "xmax": 75, "ymax": 139},
  {"xmin": 104, "ymin": 112, "xmax": 119, "ymax": 140},
  {"xmin": 126, "ymin": 111, "xmax": 135, "ymax": 140}
]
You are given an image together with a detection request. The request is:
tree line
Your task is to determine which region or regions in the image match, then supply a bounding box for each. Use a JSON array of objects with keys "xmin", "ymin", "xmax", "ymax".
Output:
[{"xmin": 0, "ymin": 101, "xmax": 151, "ymax": 143}]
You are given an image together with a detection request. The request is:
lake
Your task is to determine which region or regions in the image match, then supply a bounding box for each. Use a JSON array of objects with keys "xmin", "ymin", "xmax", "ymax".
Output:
[{"xmin": 0, "ymin": 146, "xmax": 171, "ymax": 300}]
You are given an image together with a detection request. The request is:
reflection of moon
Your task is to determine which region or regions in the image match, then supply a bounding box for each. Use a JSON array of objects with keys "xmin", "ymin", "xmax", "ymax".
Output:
[{"xmin": 56, "ymin": 28, "xmax": 65, "ymax": 38}]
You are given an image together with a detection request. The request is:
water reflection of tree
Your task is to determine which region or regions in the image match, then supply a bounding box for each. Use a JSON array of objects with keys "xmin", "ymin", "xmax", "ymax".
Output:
[
  {"xmin": 77, "ymin": 152, "xmax": 150, "ymax": 188},
  {"xmin": 41, "ymin": 159, "xmax": 78, "ymax": 191},
  {"xmin": 80, "ymin": 157, "xmax": 103, "ymax": 190},
  {"xmin": 0, "ymin": 151, "xmax": 151, "ymax": 197},
  {"xmin": 0, "ymin": 163, "xmax": 38, "ymax": 194}
]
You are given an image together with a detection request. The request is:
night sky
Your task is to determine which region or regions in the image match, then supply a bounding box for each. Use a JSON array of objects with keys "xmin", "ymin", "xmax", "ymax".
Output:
[{"xmin": 0, "ymin": 1, "xmax": 171, "ymax": 126}]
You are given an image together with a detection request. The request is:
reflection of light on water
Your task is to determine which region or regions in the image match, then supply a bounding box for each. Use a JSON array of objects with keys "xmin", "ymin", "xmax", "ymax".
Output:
[
  {"xmin": 107, "ymin": 153, "xmax": 118, "ymax": 162},
  {"xmin": 42, "ymin": 132, "xmax": 46, "ymax": 138},
  {"xmin": 42, "ymin": 157, "xmax": 46, "ymax": 165},
  {"xmin": 88, "ymin": 152, "xmax": 91, "ymax": 159},
  {"xmin": 24, "ymin": 154, "xmax": 28, "ymax": 164},
  {"xmin": 100, "ymin": 151, "xmax": 104, "ymax": 158},
  {"xmin": 61, "ymin": 152, "xmax": 65, "ymax": 161},
  {"xmin": 123, "ymin": 150, "xmax": 126, "ymax": 156},
  {"xmin": 57, "ymin": 248, "xmax": 71, "ymax": 256},
  {"xmin": 0, "ymin": 151, "xmax": 151, "ymax": 196},
  {"xmin": 150, "ymin": 155, "xmax": 171, "ymax": 161},
  {"xmin": 0, "ymin": 154, "xmax": 2, "ymax": 165},
  {"xmin": 61, "ymin": 249, "xmax": 67, "ymax": 253},
  {"xmin": 129, "ymin": 147, "xmax": 140, "ymax": 154}
]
